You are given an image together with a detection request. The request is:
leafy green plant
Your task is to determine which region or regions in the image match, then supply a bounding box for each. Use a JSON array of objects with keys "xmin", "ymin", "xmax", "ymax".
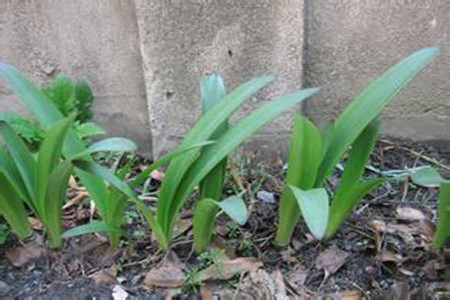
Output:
[
  {"xmin": 275, "ymin": 46, "xmax": 440, "ymax": 246},
  {"xmin": 156, "ymin": 74, "xmax": 318, "ymax": 251},
  {"xmin": 0, "ymin": 63, "xmax": 165, "ymax": 247},
  {"xmin": 0, "ymin": 112, "xmax": 45, "ymax": 150},
  {"xmin": 0, "ymin": 115, "xmax": 136, "ymax": 248},
  {"xmin": 410, "ymin": 166, "xmax": 450, "ymax": 248}
]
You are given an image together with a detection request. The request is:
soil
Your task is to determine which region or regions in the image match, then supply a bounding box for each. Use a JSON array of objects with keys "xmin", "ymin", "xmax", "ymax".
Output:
[{"xmin": 1, "ymin": 139, "xmax": 450, "ymax": 299}]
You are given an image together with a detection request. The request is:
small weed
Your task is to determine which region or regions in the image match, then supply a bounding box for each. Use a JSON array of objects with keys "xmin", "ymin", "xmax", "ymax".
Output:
[{"xmin": 226, "ymin": 221, "xmax": 240, "ymax": 238}]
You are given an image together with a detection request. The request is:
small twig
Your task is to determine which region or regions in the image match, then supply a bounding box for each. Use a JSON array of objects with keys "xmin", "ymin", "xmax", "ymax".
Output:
[{"xmin": 232, "ymin": 271, "xmax": 246, "ymax": 300}]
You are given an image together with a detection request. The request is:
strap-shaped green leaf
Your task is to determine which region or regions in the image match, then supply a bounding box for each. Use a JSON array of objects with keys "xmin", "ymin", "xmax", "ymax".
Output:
[
  {"xmin": 62, "ymin": 221, "xmax": 123, "ymax": 238},
  {"xmin": 434, "ymin": 181, "xmax": 450, "ymax": 248},
  {"xmin": 0, "ymin": 121, "xmax": 36, "ymax": 199},
  {"xmin": 73, "ymin": 160, "xmax": 167, "ymax": 249},
  {"xmin": 275, "ymin": 114, "xmax": 322, "ymax": 247},
  {"xmin": 288, "ymin": 185, "xmax": 329, "ymax": 240},
  {"xmin": 167, "ymin": 88, "xmax": 319, "ymax": 238},
  {"xmin": 334, "ymin": 118, "xmax": 379, "ymax": 198},
  {"xmin": 199, "ymin": 74, "xmax": 228, "ymax": 201},
  {"xmin": 69, "ymin": 137, "xmax": 137, "ymax": 160},
  {"xmin": 326, "ymin": 178, "xmax": 384, "ymax": 239},
  {"xmin": 0, "ymin": 147, "xmax": 30, "ymax": 203},
  {"xmin": 317, "ymin": 47, "xmax": 440, "ymax": 185},
  {"xmin": 0, "ymin": 173, "xmax": 32, "ymax": 239},
  {"xmin": 157, "ymin": 75, "xmax": 275, "ymax": 234},
  {"xmin": 44, "ymin": 161, "xmax": 73, "ymax": 248}
]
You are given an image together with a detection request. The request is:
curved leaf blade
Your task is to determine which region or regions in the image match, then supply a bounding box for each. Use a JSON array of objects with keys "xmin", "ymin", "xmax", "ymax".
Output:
[
  {"xmin": 289, "ymin": 185, "xmax": 329, "ymax": 240},
  {"xmin": 69, "ymin": 137, "xmax": 137, "ymax": 160},
  {"xmin": 62, "ymin": 221, "xmax": 123, "ymax": 238}
]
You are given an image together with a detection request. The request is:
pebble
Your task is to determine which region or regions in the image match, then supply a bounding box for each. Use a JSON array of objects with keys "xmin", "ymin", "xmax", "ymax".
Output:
[{"xmin": 257, "ymin": 190, "xmax": 276, "ymax": 204}]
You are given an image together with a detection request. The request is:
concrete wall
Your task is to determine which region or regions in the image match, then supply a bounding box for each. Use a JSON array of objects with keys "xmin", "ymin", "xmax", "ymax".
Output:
[
  {"xmin": 304, "ymin": 0, "xmax": 450, "ymax": 143},
  {"xmin": 0, "ymin": 0, "xmax": 152, "ymax": 155},
  {"xmin": 1, "ymin": 0, "xmax": 449, "ymax": 158}
]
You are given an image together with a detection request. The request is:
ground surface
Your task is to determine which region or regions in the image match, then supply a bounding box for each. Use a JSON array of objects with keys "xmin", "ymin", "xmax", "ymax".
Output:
[{"xmin": 1, "ymin": 139, "xmax": 450, "ymax": 299}]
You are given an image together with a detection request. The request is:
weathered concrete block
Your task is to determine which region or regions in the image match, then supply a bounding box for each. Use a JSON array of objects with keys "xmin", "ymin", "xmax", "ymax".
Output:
[
  {"xmin": 304, "ymin": 0, "xmax": 450, "ymax": 143},
  {"xmin": 0, "ymin": 0, "xmax": 152, "ymax": 155},
  {"xmin": 135, "ymin": 0, "xmax": 305, "ymax": 157}
]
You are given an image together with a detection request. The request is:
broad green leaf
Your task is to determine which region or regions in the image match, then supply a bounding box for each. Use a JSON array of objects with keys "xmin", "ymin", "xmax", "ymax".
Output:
[
  {"xmin": 0, "ymin": 121, "xmax": 36, "ymax": 199},
  {"xmin": 0, "ymin": 173, "xmax": 32, "ymax": 239},
  {"xmin": 335, "ymin": 118, "xmax": 379, "ymax": 198},
  {"xmin": 410, "ymin": 166, "xmax": 444, "ymax": 188},
  {"xmin": 317, "ymin": 47, "xmax": 440, "ymax": 185},
  {"xmin": 434, "ymin": 181, "xmax": 450, "ymax": 248},
  {"xmin": 36, "ymin": 116, "xmax": 74, "ymax": 215},
  {"xmin": 326, "ymin": 178, "xmax": 384, "ymax": 239},
  {"xmin": 44, "ymin": 161, "xmax": 73, "ymax": 248},
  {"xmin": 216, "ymin": 196, "xmax": 248, "ymax": 225},
  {"xmin": 157, "ymin": 75, "xmax": 275, "ymax": 233},
  {"xmin": 288, "ymin": 185, "xmax": 329, "ymax": 240},
  {"xmin": 168, "ymin": 88, "xmax": 319, "ymax": 237},
  {"xmin": 73, "ymin": 160, "xmax": 167, "ymax": 249},
  {"xmin": 275, "ymin": 114, "xmax": 322, "ymax": 247},
  {"xmin": 62, "ymin": 221, "xmax": 123, "ymax": 238},
  {"xmin": 69, "ymin": 137, "xmax": 137, "ymax": 160},
  {"xmin": 199, "ymin": 74, "xmax": 228, "ymax": 201}
]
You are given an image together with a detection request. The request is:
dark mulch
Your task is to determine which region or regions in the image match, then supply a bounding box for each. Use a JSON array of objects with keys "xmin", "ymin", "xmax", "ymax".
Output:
[{"xmin": 1, "ymin": 139, "xmax": 450, "ymax": 299}]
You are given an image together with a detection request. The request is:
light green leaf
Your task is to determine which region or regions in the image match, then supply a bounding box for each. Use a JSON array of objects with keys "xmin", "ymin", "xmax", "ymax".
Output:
[
  {"xmin": 275, "ymin": 114, "xmax": 322, "ymax": 247},
  {"xmin": 168, "ymin": 88, "xmax": 319, "ymax": 237},
  {"xmin": 62, "ymin": 221, "xmax": 123, "ymax": 238},
  {"xmin": 157, "ymin": 75, "xmax": 275, "ymax": 234},
  {"xmin": 288, "ymin": 185, "xmax": 329, "ymax": 240},
  {"xmin": 73, "ymin": 160, "xmax": 167, "ymax": 248},
  {"xmin": 410, "ymin": 166, "xmax": 444, "ymax": 187},
  {"xmin": 69, "ymin": 137, "xmax": 137, "ymax": 160},
  {"xmin": 75, "ymin": 122, "xmax": 106, "ymax": 139},
  {"xmin": 0, "ymin": 147, "xmax": 30, "ymax": 203},
  {"xmin": 335, "ymin": 118, "xmax": 379, "ymax": 198},
  {"xmin": 317, "ymin": 47, "xmax": 440, "ymax": 185},
  {"xmin": 326, "ymin": 178, "xmax": 384, "ymax": 239}
]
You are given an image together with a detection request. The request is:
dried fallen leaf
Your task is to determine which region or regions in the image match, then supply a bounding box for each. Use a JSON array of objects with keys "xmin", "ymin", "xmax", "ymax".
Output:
[
  {"xmin": 199, "ymin": 257, "xmax": 263, "ymax": 281},
  {"xmin": 378, "ymin": 250, "xmax": 402, "ymax": 263},
  {"xmin": 112, "ymin": 285, "xmax": 128, "ymax": 300},
  {"xmin": 271, "ymin": 269, "xmax": 288, "ymax": 300},
  {"xmin": 392, "ymin": 282, "xmax": 410, "ymax": 299},
  {"xmin": 288, "ymin": 264, "xmax": 309, "ymax": 288},
  {"xmin": 315, "ymin": 245, "xmax": 350, "ymax": 278},
  {"xmin": 200, "ymin": 284, "xmax": 213, "ymax": 300},
  {"xmin": 6, "ymin": 241, "xmax": 45, "ymax": 267},
  {"xmin": 280, "ymin": 247, "xmax": 299, "ymax": 264},
  {"xmin": 91, "ymin": 264, "xmax": 118, "ymax": 284},
  {"xmin": 172, "ymin": 218, "xmax": 192, "ymax": 238},
  {"xmin": 63, "ymin": 191, "xmax": 89, "ymax": 210},
  {"xmin": 143, "ymin": 266, "xmax": 185, "ymax": 288},
  {"xmin": 396, "ymin": 207, "xmax": 426, "ymax": 220}
]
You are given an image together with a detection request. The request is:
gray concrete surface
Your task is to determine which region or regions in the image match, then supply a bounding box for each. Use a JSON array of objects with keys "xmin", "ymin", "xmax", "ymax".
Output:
[
  {"xmin": 1, "ymin": 0, "xmax": 449, "ymax": 158},
  {"xmin": 135, "ymin": 0, "xmax": 304, "ymax": 156},
  {"xmin": 0, "ymin": 0, "xmax": 152, "ymax": 155}
]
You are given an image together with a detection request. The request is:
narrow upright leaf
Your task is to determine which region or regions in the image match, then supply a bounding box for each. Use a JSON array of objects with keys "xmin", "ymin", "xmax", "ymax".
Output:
[
  {"xmin": 317, "ymin": 47, "xmax": 440, "ymax": 185},
  {"xmin": 434, "ymin": 181, "xmax": 450, "ymax": 248},
  {"xmin": 0, "ymin": 121, "xmax": 36, "ymax": 199}
]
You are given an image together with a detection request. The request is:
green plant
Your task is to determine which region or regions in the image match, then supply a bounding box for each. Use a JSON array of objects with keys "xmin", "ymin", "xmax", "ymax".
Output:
[
  {"xmin": 410, "ymin": 166, "xmax": 450, "ymax": 248},
  {"xmin": 275, "ymin": 46, "xmax": 440, "ymax": 246},
  {"xmin": 157, "ymin": 74, "xmax": 318, "ymax": 252},
  {"xmin": 0, "ymin": 112, "xmax": 45, "ymax": 150},
  {"xmin": 0, "ymin": 115, "xmax": 136, "ymax": 248}
]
